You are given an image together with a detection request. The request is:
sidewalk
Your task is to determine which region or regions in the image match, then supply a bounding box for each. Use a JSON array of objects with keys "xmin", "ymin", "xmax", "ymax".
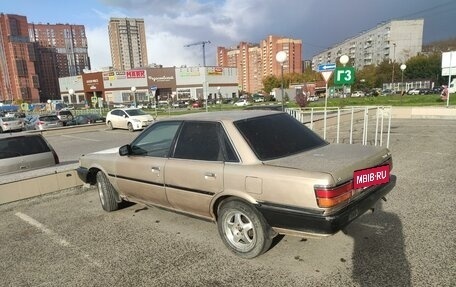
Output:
[{"xmin": 391, "ymin": 106, "xmax": 456, "ymax": 119}]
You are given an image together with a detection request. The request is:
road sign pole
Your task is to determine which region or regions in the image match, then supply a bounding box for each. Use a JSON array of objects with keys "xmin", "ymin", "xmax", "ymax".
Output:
[{"xmin": 324, "ymin": 82, "xmax": 328, "ymax": 140}]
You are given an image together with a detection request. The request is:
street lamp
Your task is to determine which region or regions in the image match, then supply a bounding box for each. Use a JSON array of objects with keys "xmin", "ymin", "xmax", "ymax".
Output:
[
  {"xmin": 217, "ymin": 86, "xmax": 221, "ymax": 110},
  {"xmin": 339, "ymin": 55, "xmax": 349, "ymax": 98},
  {"xmin": 275, "ymin": 51, "xmax": 287, "ymax": 111},
  {"xmin": 68, "ymin": 89, "xmax": 74, "ymax": 104},
  {"xmin": 400, "ymin": 64, "xmax": 406, "ymax": 102},
  {"xmin": 391, "ymin": 42, "xmax": 396, "ymax": 92},
  {"xmin": 131, "ymin": 86, "xmax": 137, "ymax": 108}
]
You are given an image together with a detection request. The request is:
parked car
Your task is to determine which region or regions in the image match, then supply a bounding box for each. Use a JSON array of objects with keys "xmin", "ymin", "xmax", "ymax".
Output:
[
  {"xmin": 233, "ymin": 99, "xmax": 251, "ymax": 107},
  {"xmin": 191, "ymin": 101, "xmax": 204, "ymax": 108},
  {"xmin": 77, "ymin": 110, "xmax": 396, "ymax": 259},
  {"xmin": 407, "ymin": 88, "xmax": 420, "ymax": 95},
  {"xmin": 351, "ymin": 91, "xmax": 365, "ymax": 97},
  {"xmin": 33, "ymin": 115, "xmax": 63, "ymax": 130},
  {"xmin": 0, "ymin": 134, "xmax": 59, "ymax": 175},
  {"xmin": 56, "ymin": 109, "xmax": 74, "ymax": 126},
  {"xmin": 106, "ymin": 108, "xmax": 154, "ymax": 132},
  {"xmin": 0, "ymin": 117, "xmax": 23, "ymax": 132},
  {"xmin": 66, "ymin": 114, "xmax": 105, "ymax": 126}
]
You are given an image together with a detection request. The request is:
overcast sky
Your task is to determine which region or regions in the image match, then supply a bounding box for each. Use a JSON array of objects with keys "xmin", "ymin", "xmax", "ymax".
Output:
[{"xmin": 2, "ymin": 0, "xmax": 456, "ymax": 69}]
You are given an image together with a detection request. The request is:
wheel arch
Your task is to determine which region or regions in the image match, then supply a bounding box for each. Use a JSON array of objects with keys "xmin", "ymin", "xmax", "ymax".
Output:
[{"xmin": 211, "ymin": 191, "xmax": 259, "ymax": 220}]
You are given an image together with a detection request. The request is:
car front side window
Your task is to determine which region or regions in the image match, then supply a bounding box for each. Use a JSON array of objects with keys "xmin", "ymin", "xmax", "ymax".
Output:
[{"xmin": 130, "ymin": 121, "xmax": 181, "ymax": 158}]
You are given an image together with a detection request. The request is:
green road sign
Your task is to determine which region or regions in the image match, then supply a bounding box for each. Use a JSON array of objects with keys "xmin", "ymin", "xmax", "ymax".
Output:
[{"xmin": 334, "ymin": 67, "xmax": 355, "ymax": 85}]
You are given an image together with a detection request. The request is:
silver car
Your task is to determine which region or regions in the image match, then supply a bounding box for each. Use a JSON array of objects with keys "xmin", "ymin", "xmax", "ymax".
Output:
[
  {"xmin": 34, "ymin": 115, "xmax": 63, "ymax": 130},
  {"xmin": 0, "ymin": 134, "xmax": 60, "ymax": 174},
  {"xmin": 77, "ymin": 111, "xmax": 396, "ymax": 258},
  {"xmin": 0, "ymin": 117, "xmax": 23, "ymax": 132}
]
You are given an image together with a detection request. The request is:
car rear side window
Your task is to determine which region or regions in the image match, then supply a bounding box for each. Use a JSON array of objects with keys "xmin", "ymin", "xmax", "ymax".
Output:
[
  {"xmin": 0, "ymin": 135, "xmax": 51, "ymax": 159},
  {"xmin": 173, "ymin": 121, "xmax": 237, "ymax": 162},
  {"xmin": 234, "ymin": 113, "xmax": 327, "ymax": 161}
]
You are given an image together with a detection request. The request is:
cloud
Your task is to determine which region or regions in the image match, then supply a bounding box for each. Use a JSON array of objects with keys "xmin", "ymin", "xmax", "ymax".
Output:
[{"xmin": 85, "ymin": 0, "xmax": 456, "ymax": 69}]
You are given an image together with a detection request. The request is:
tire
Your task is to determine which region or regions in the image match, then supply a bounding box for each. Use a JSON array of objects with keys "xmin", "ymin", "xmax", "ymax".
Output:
[
  {"xmin": 96, "ymin": 171, "xmax": 120, "ymax": 212},
  {"xmin": 217, "ymin": 199, "xmax": 273, "ymax": 259},
  {"xmin": 107, "ymin": 121, "xmax": 114, "ymax": 130},
  {"xmin": 127, "ymin": 122, "xmax": 134, "ymax": 132}
]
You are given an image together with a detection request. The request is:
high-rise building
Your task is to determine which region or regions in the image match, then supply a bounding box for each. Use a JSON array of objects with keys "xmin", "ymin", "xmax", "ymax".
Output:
[
  {"xmin": 0, "ymin": 14, "xmax": 40, "ymax": 103},
  {"xmin": 217, "ymin": 36, "xmax": 302, "ymax": 93},
  {"xmin": 312, "ymin": 19, "xmax": 424, "ymax": 70},
  {"xmin": 108, "ymin": 18, "xmax": 148, "ymax": 71},
  {"xmin": 29, "ymin": 23, "xmax": 90, "ymax": 100}
]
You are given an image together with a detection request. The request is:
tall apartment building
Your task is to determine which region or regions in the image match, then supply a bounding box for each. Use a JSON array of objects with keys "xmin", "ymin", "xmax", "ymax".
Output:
[
  {"xmin": 108, "ymin": 18, "xmax": 148, "ymax": 71},
  {"xmin": 312, "ymin": 19, "xmax": 424, "ymax": 70},
  {"xmin": 29, "ymin": 23, "xmax": 90, "ymax": 99},
  {"xmin": 0, "ymin": 14, "xmax": 40, "ymax": 103},
  {"xmin": 217, "ymin": 35, "xmax": 302, "ymax": 93}
]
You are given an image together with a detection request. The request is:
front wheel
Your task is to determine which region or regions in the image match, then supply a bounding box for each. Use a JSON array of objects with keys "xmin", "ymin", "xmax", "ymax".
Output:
[
  {"xmin": 107, "ymin": 121, "xmax": 114, "ymax": 130},
  {"xmin": 96, "ymin": 171, "xmax": 121, "ymax": 212},
  {"xmin": 127, "ymin": 122, "xmax": 134, "ymax": 132},
  {"xmin": 217, "ymin": 199, "xmax": 273, "ymax": 259}
]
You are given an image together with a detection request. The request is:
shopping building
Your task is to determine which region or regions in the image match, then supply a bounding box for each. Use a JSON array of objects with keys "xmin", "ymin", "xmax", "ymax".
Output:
[
  {"xmin": 312, "ymin": 19, "xmax": 424, "ymax": 70},
  {"xmin": 58, "ymin": 67, "xmax": 238, "ymax": 107}
]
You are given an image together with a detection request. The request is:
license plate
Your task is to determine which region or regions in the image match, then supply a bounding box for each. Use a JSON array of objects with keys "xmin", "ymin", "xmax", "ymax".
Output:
[{"xmin": 353, "ymin": 165, "xmax": 390, "ymax": 189}]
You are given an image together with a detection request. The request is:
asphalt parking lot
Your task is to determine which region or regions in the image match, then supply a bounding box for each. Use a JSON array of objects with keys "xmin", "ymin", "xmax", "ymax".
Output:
[{"xmin": 0, "ymin": 119, "xmax": 455, "ymax": 286}]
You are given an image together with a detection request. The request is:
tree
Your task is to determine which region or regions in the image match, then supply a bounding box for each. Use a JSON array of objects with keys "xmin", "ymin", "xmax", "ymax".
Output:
[{"xmin": 262, "ymin": 75, "xmax": 281, "ymax": 94}]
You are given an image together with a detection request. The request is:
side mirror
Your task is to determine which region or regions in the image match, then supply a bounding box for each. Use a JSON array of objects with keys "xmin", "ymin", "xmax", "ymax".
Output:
[{"xmin": 119, "ymin": 144, "xmax": 132, "ymax": 156}]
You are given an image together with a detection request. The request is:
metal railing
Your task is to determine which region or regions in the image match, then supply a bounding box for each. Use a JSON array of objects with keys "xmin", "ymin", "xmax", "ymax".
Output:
[{"xmin": 286, "ymin": 106, "xmax": 392, "ymax": 148}]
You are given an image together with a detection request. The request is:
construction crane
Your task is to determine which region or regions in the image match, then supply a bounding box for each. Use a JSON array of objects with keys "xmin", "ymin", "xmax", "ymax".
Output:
[{"xmin": 184, "ymin": 40, "xmax": 211, "ymax": 66}]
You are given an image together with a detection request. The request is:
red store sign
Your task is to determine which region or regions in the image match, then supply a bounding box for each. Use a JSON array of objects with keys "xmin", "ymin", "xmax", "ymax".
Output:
[{"xmin": 126, "ymin": 70, "xmax": 145, "ymax": 78}]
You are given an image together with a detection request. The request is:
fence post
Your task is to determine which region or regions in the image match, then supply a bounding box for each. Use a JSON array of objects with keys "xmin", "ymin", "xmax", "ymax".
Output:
[
  {"xmin": 350, "ymin": 107, "xmax": 354, "ymax": 144},
  {"xmin": 375, "ymin": 107, "xmax": 380, "ymax": 146},
  {"xmin": 310, "ymin": 108, "xmax": 314, "ymax": 130},
  {"xmin": 336, "ymin": 108, "xmax": 340, "ymax": 143}
]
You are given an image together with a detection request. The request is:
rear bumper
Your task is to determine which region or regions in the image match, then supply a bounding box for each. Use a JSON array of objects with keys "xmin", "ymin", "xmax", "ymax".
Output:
[{"xmin": 256, "ymin": 175, "xmax": 396, "ymax": 236}]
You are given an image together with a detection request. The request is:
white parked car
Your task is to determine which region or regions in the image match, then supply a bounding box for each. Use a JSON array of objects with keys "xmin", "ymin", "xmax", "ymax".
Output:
[
  {"xmin": 106, "ymin": 108, "xmax": 154, "ymax": 132},
  {"xmin": 233, "ymin": 99, "xmax": 250, "ymax": 107},
  {"xmin": 351, "ymin": 91, "xmax": 365, "ymax": 97}
]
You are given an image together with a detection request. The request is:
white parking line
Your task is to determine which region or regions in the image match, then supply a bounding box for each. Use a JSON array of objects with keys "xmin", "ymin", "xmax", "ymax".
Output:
[
  {"xmin": 62, "ymin": 135, "xmax": 101, "ymax": 142},
  {"xmin": 15, "ymin": 212, "xmax": 102, "ymax": 267}
]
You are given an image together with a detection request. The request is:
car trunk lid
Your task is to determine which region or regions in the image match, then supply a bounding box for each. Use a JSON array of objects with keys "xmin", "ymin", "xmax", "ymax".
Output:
[{"xmin": 264, "ymin": 144, "xmax": 391, "ymax": 185}]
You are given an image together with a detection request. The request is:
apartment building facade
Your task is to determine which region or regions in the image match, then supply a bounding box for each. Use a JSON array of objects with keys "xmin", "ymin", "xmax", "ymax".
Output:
[
  {"xmin": 312, "ymin": 19, "xmax": 424, "ymax": 70},
  {"xmin": 0, "ymin": 14, "xmax": 39, "ymax": 103},
  {"xmin": 109, "ymin": 18, "xmax": 148, "ymax": 71},
  {"xmin": 217, "ymin": 35, "xmax": 302, "ymax": 94},
  {"xmin": 28, "ymin": 23, "xmax": 90, "ymax": 100}
]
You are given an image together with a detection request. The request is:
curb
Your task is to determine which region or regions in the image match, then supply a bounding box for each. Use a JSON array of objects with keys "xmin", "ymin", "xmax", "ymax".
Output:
[{"xmin": 0, "ymin": 163, "xmax": 83, "ymax": 205}]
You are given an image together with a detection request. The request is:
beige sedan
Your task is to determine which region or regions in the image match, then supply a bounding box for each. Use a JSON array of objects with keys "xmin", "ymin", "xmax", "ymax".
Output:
[{"xmin": 77, "ymin": 110, "xmax": 396, "ymax": 258}]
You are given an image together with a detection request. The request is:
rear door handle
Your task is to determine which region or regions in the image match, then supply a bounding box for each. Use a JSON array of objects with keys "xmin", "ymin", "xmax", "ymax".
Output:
[
  {"xmin": 151, "ymin": 166, "xmax": 160, "ymax": 173},
  {"xmin": 204, "ymin": 172, "xmax": 216, "ymax": 179}
]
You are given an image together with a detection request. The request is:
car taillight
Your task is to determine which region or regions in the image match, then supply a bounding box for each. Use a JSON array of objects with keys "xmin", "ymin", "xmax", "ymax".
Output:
[{"xmin": 315, "ymin": 181, "xmax": 356, "ymax": 208}]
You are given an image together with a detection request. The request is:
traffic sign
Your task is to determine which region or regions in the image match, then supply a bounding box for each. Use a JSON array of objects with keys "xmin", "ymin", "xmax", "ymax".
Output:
[
  {"xmin": 334, "ymin": 67, "xmax": 355, "ymax": 85},
  {"xmin": 317, "ymin": 63, "xmax": 336, "ymax": 72},
  {"xmin": 321, "ymin": 71, "xmax": 333, "ymax": 83}
]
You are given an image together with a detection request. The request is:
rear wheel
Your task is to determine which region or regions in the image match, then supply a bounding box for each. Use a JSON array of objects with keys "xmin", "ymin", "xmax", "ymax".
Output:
[
  {"xmin": 96, "ymin": 171, "xmax": 120, "ymax": 212},
  {"xmin": 127, "ymin": 122, "xmax": 134, "ymax": 132},
  {"xmin": 217, "ymin": 199, "xmax": 273, "ymax": 259}
]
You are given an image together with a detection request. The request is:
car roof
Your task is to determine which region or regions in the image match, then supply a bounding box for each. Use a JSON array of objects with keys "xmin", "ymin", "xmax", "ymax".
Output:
[{"xmin": 159, "ymin": 110, "xmax": 283, "ymax": 122}]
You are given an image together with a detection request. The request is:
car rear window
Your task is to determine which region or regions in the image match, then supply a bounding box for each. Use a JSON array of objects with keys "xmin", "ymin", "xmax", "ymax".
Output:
[
  {"xmin": 234, "ymin": 113, "xmax": 327, "ymax": 161},
  {"xmin": 0, "ymin": 135, "xmax": 51, "ymax": 159}
]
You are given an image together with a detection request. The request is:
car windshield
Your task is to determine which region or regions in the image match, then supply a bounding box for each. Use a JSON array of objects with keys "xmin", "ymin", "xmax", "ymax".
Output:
[
  {"xmin": 234, "ymin": 113, "xmax": 328, "ymax": 161},
  {"xmin": 125, "ymin": 109, "xmax": 147, "ymax": 116}
]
